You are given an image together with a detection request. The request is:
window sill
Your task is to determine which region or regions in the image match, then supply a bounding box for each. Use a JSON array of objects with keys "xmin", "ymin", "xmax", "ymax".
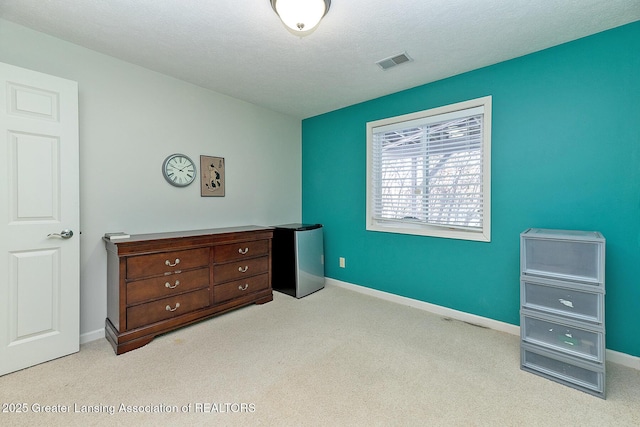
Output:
[{"xmin": 367, "ymin": 222, "xmax": 491, "ymax": 242}]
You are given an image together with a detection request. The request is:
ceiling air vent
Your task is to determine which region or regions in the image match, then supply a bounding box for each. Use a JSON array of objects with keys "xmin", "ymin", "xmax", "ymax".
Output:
[{"xmin": 376, "ymin": 52, "xmax": 412, "ymax": 70}]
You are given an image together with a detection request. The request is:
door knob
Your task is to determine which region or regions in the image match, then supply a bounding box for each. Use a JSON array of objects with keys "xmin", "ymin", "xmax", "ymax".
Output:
[{"xmin": 47, "ymin": 229, "xmax": 74, "ymax": 239}]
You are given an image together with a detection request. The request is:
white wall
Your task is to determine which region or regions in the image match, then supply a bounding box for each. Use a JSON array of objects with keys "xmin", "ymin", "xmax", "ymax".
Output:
[{"xmin": 0, "ymin": 19, "xmax": 302, "ymax": 339}]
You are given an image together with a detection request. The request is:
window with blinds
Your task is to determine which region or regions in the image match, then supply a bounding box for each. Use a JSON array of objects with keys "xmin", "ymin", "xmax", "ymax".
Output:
[{"xmin": 366, "ymin": 96, "xmax": 491, "ymax": 242}]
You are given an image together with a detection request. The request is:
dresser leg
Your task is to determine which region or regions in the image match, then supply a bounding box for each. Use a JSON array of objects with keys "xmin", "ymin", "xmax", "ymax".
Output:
[
  {"xmin": 254, "ymin": 294, "xmax": 273, "ymax": 305},
  {"xmin": 105, "ymin": 318, "xmax": 156, "ymax": 355}
]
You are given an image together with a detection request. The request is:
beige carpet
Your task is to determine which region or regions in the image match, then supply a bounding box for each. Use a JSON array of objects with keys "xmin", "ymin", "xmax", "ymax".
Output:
[{"xmin": 1, "ymin": 284, "xmax": 639, "ymax": 426}]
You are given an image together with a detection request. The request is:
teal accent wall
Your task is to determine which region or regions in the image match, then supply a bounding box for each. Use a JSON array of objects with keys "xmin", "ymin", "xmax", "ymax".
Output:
[{"xmin": 302, "ymin": 22, "xmax": 640, "ymax": 357}]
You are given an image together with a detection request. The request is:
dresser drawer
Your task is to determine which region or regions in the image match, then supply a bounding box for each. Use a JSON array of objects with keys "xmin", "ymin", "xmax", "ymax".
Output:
[
  {"xmin": 214, "ymin": 273, "xmax": 269, "ymax": 303},
  {"xmin": 127, "ymin": 267, "xmax": 210, "ymax": 305},
  {"xmin": 127, "ymin": 247, "xmax": 209, "ymax": 279},
  {"xmin": 127, "ymin": 288, "xmax": 210, "ymax": 330},
  {"xmin": 521, "ymin": 313, "xmax": 604, "ymax": 362},
  {"xmin": 214, "ymin": 239, "xmax": 269, "ymax": 263},
  {"xmin": 521, "ymin": 344, "xmax": 604, "ymax": 394},
  {"xmin": 214, "ymin": 256, "xmax": 269, "ymax": 283},
  {"xmin": 521, "ymin": 277, "xmax": 603, "ymax": 324}
]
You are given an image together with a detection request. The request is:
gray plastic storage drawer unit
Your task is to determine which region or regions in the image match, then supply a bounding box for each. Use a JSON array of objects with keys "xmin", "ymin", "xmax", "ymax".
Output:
[
  {"xmin": 521, "ymin": 276, "xmax": 604, "ymax": 324},
  {"xmin": 521, "ymin": 311, "xmax": 604, "ymax": 362},
  {"xmin": 521, "ymin": 228, "xmax": 605, "ymax": 284},
  {"xmin": 520, "ymin": 228, "xmax": 605, "ymax": 398},
  {"xmin": 521, "ymin": 343, "xmax": 605, "ymax": 394}
]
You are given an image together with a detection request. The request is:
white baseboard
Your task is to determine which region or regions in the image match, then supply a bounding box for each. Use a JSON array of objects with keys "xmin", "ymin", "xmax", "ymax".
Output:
[
  {"xmin": 606, "ymin": 348, "xmax": 640, "ymax": 370},
  {"xmin": 80, "ymin": 328, "xmax": 104, "ymax": 345},
  {"xmin": 326, "ymin": 278, "xmax": 640, "ymax": 371}
]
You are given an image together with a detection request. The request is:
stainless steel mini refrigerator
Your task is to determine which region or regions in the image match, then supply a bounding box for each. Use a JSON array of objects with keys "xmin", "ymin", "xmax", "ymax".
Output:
[{"xmin": 272, "ymin": 223, "xmax": 325, "ymax": 298}]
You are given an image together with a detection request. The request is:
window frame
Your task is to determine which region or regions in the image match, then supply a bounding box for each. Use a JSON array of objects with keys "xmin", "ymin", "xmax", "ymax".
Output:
[{"xmin": 366, "ymin": 96, "xmax": 492, "ymax": 242}]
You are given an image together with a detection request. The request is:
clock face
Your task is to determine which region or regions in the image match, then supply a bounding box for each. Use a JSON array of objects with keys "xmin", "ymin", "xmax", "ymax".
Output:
[{"xmin": 162, "ymin": 154, "xmax": 196, "ymax": 187}]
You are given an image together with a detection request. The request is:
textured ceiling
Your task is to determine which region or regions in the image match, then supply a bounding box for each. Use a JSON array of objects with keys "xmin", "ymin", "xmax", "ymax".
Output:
[{"xmin": 1, "ymin": 0, "xmax": 639, "ymax": 119}]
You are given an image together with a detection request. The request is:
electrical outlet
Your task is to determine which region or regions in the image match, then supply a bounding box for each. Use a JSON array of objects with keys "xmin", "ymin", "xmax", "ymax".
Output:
[{"xmin": 339, "ymin": 257, "xmax": 346, "ymax": 268}]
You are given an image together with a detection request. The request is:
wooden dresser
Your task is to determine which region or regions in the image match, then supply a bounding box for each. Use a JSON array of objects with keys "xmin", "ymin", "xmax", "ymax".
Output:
[{"xmin": 104, "ymin": 226, "xmax": 273, "ymax": 354}]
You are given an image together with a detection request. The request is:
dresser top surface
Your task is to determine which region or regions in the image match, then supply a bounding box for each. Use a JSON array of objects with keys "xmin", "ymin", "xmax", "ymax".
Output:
[{"xmin": 104, "ymin": 225, "xmax": 274, "ymax": 252}]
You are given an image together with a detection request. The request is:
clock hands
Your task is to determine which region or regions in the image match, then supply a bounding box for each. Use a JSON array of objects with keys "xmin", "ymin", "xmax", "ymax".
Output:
[
  {"xmin": 170, "ymin": 163, "xmax": 193, "ymax": 173},
  {"xmin": 171, "ymin": 158, "xmax": 194, "ymax": 173}
]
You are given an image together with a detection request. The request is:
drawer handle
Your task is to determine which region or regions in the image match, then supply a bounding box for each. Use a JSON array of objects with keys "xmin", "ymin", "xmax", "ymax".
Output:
[
  {"xmin": 165, "ymin": 280, "xmax": 180, "ymax": 289},
  {"xmin": 238, "ymin": 283, "xmax": 249, "ymax": 291},
  {"xmin": 238, "ymin": 247, "xmax": 249, "ymax": 255},
  {"xmin": 165, "ymin": 258, "xmax": 180, "ymax": 267},
  {"xmin": 165, "ymin": 302, "xmax": 181, "ymax": 312},
  {"xmin": 238, "ymin": 266, "xmax": 249, "ymax": 273},
  {"xmin": 558, "ymin": 298, "xmax": 574, "ymax": 308}
]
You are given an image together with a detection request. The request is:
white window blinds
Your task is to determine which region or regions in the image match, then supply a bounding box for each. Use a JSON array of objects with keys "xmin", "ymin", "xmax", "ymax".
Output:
[{"xmin": 370, "ymin": 105, "xmax": 486, "ymax": 232}]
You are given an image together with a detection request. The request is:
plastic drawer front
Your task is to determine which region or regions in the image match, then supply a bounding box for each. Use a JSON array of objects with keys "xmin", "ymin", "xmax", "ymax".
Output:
[
  {"xmin": 521, "ymin": 344, "xmax": 604, "ymax": 397},
  {"xmin": 521, "ymin": 229, "xmax": 604, "ymax": 284},
  {"xmin": 521, "ymin": 277, "xmax": 604, "ymax": 324},
  {"xmin": 521, "ymin": 311, "xmax": 604, "ymax": 362}
]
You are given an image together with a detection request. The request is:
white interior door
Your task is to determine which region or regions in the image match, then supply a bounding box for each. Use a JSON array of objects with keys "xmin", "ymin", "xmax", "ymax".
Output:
[{"xmin": 0, "ymin": 62, "xmax": 80, "ymax": 376}]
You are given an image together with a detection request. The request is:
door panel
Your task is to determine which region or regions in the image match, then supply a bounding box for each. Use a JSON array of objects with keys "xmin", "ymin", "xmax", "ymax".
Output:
[
  {"xmin": 8, "ymin": 81, "xmax": 60, "ymax": 120},
  {"xmin": 11, "ymin": 131, "xmax": 60, "ymax": 220},
  {"xmin": 0, "ymin": 62, "xmax": 79, "ymax": 376},
  {"xmin": 10, "ymin": 249, "xmax": 59, "ymax": 340}
]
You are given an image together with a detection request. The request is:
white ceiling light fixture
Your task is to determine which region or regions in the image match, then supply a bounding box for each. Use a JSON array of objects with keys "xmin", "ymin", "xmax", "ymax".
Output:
[{"xmin": 270, "ymin": 0, "xmax": 331, "ymax": 36}]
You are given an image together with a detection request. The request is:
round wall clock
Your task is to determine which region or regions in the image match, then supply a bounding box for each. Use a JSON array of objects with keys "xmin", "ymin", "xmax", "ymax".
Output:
[{"xmin": 162, "ymin": 153, "xmax": 196, "ymax": 187}]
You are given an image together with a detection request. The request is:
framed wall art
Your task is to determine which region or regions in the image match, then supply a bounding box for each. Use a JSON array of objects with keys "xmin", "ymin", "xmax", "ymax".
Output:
[{"xmin": 200, "ymin": 155, "xmax": 225, "ymax": 197}]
